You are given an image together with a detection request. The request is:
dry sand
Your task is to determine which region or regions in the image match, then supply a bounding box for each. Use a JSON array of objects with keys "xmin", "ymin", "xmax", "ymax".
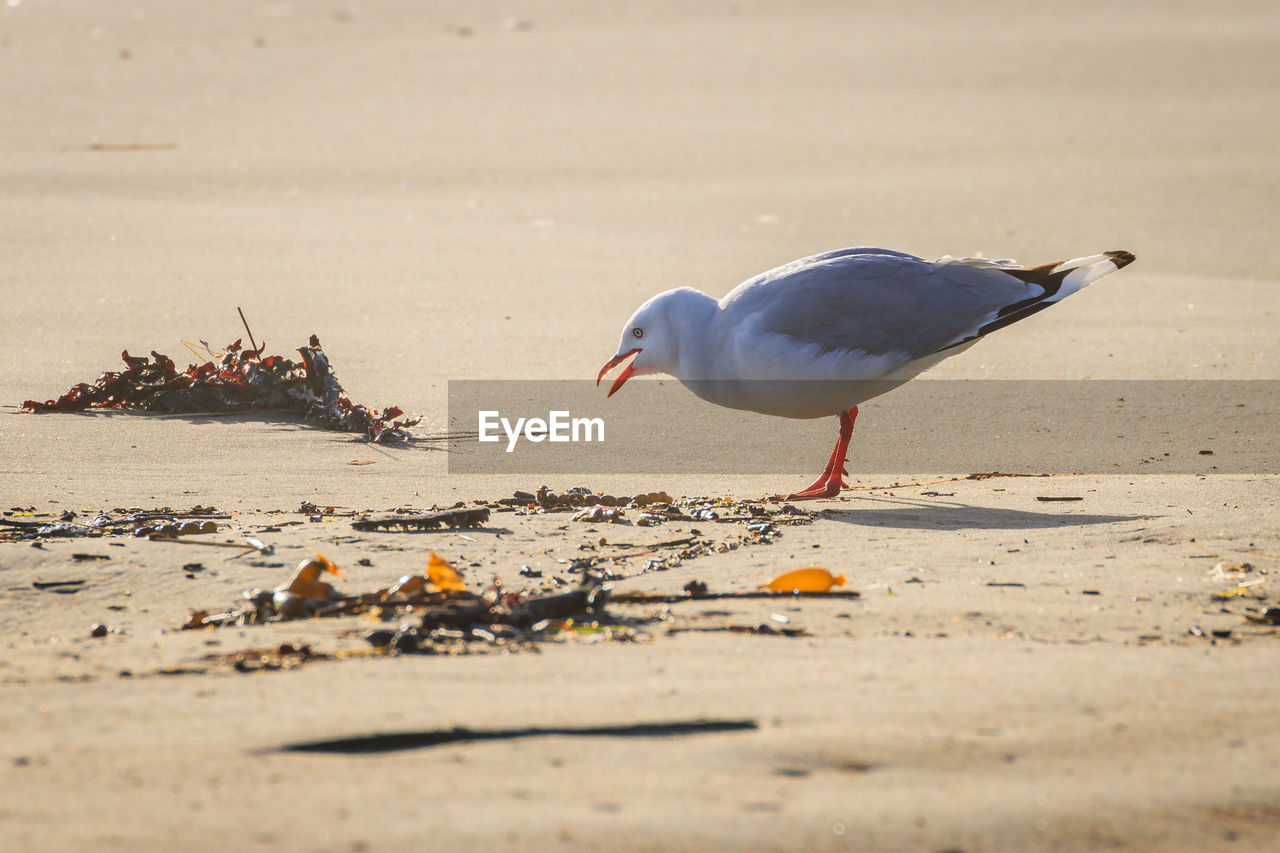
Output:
[{"xmin": 2, "ymin": 1, "xmax": 1279, "ymax": 850}]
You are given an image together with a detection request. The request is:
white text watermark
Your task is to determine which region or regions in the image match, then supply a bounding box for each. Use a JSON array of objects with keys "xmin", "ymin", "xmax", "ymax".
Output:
[{"xmin": 478, "ymin": 410, "xmax": 605, "ymax": 453}]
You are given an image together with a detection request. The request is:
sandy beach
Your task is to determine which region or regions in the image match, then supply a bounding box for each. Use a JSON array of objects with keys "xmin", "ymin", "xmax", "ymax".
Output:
[{"xmin": 3, "ymin": 1, "xmax": 1279, "ymax": 850}]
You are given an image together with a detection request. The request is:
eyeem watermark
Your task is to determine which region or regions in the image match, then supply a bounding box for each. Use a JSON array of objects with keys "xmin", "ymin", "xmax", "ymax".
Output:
[{"xmin": 478, "ymin": 410, "xmax": 605, "ymax": 453}]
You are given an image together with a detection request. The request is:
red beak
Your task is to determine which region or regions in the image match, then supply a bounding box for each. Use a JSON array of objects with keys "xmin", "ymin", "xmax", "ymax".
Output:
[{"xmin": 597, "ymin": 348, "xmax": 642, "ymax": 398}]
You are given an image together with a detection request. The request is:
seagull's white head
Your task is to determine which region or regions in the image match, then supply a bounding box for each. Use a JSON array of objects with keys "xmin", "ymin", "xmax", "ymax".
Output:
[{"xmin": 597, "ymin": 287, "xmax": 709, "ymax": 397}]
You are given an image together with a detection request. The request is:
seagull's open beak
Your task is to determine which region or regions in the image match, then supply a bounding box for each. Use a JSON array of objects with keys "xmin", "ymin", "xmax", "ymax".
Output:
[{"xmin": 597, "ymin": 348, "xmax": 642, "ymax": 398}]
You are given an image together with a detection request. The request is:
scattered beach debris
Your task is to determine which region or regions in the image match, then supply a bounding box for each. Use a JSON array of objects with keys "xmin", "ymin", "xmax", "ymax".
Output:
[
  {"xmin": 478, "ymin": 486, "xmax": 812, "ymax": 576},
  {"xmin": 299, "ymin": 502, "xmax": 356, "ymax": 517},
  {"xmin": 170, "ymin": 546, "xmax": 860, "ymax": 674},
  {"xmin": 1, "ymin": 506, "xmax": 237, "ymax": 544},
  {"xmin": 352, "ymin": 507, "xmax": 490, "ymax": 532},
  {"xmin": 179, "ymin": 551, "xmax": 638, "ymax": 661},
  {"xmin": 495, "ymin": 486, "xmax": 675, "ymax": 510},
  {"xmin": 194, "ymin": 643, "xmax": 328, "ymax": 674},
  {"xmin": 573, "ymin": 505, "xmax": 626, "ymax": 523},
  {"xmin": 138, "ymin": 520, "xmax": 219, "ymax": 537},
  {"xmin": 184, "ymin": 553, "xmax": 345, "ymax": 629},
  {"xmin": 1036, "ymin": 496, "xmax": 1084, "ymax": 502},
  {"xmin": 20, "ymin": 328, "xmax": 419, "ymax": 444},
  {"xmin": 90, "ymin": 624, "xmax": 109, "ymax": 638},
  {"xmin": 494, "ymin": 487, "xmax": 810, "ymax": 529}
]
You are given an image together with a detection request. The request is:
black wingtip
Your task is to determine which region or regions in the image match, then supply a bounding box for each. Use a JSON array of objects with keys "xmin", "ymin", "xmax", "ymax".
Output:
[{"xmin": 1106, "ymin": 250, "xmax": 1136, "ymax": 269}]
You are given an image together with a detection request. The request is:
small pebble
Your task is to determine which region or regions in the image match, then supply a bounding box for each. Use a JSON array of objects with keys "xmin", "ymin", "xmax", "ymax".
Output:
[
  {"xmin": 392, "ymin": 631, "xmax": 420, "ymax": 653},
  {"xmin": 365, "ymin": 629, "xmax": 395, "ymax": 648}
]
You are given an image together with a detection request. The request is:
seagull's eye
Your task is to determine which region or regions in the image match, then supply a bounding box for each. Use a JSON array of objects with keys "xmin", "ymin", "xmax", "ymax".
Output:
[{"xmin": 632, "ymin": 328, "xmax": 643, "ymax": 339}]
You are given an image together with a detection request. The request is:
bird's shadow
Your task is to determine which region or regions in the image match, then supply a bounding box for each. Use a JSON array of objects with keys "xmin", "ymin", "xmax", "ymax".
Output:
[{"xmin": 821, "ymin": 496, "xmax": 1146, "ymax": 531}]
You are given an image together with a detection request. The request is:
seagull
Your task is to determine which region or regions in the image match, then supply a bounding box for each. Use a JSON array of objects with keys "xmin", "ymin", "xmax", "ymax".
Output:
[{"xmin": 597, "ymin": 246, "xmax": 1136, "ymax": 499}]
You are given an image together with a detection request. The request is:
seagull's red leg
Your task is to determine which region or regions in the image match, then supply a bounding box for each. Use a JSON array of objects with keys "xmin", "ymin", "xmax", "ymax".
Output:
[
  {"xmin": 781, "ymin": 407, "xmax": 858, "ymax": 500},
  {"xmin": 785, "ymin": 438, "xmax": 843, "ymax": 498}
]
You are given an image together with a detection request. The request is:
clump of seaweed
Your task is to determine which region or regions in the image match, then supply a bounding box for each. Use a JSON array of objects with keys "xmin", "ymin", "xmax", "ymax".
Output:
[{"xmin": 22, "ymin": 331, "xmax": 419, "ymax": 444}]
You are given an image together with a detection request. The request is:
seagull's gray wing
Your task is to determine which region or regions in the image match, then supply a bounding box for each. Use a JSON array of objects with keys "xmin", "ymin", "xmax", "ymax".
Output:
[{"xmin": 720, "ymin": 249, "xmax": 1085, "ymax": 360}]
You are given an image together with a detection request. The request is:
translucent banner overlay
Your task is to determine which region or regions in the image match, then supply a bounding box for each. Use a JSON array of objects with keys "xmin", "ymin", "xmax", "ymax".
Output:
[{"xmin": 446, "ymin": 380, "xmax": 1278, "ymax": 475}]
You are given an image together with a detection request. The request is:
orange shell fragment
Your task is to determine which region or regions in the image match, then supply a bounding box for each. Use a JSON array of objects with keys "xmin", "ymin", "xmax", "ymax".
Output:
[
  {"xmin": 278, "ymin": 552, "xmax": 343, "ymax": 598},
  {"xmin": 426, "ymin": 552, "xmax": 467, "ymax": 592},
  {"xmin": 311, "ymin": 552, "xmax": 343, "ymax": 578},
  {"xmin": 287, "ymin": 580, "xmax": 336, "ymax": 600},
  {"xmin": 762, "ymin": 567, "xmax": 847, "ymax": 593}
]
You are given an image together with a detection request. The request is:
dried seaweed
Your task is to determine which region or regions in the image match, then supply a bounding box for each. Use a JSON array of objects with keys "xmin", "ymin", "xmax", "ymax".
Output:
[
  {"xmin": 352, "ymin": 507, "xmax": 491, "ymax": 532},
  {"xmin": 21, "ymin": 334, "xmax": 419, "ymax": 444}
]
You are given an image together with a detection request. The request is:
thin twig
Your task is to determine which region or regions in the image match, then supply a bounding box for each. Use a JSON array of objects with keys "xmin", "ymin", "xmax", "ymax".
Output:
[
  {"xmin": 237, "ymin": 306, "xmax": 261, "ymax": 355},
  {"xmin": 609, "ymin": 589, "xmax": 861, "ymax": 604},
  {"xmin": 149, "ymin": 536, "xmax": 260, "ymax": 550},
  {"xmin": 598, "ymin": 536, "xmax": 699, "ymax": 551},
  {"xmin": 837, "ymin": 471, "xmax": 1064, "ymax": 494}
]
